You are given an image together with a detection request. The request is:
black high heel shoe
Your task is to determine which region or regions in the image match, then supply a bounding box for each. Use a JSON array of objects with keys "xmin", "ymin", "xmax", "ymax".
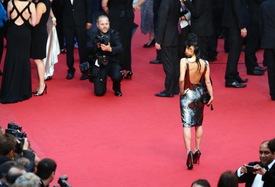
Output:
[
  {"xmin": 193, "ymin": 150, "xmax": 201, "ymax": 165},
  {"xmin": 186, "ymin": 151, "xmax": 193, "ymax": 170},
  {"xmin": 124, "ymin": 71, "xmax": 133, "ymax": 80},
  {"xmin": 143, "ymin": 38, "xmax": 155, "ymax": 48},
  {"xmin": 34, "ymin": 84, "xmax": 47, "ymax": 96}
]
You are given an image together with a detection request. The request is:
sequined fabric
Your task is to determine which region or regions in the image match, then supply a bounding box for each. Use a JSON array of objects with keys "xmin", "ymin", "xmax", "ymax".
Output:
[{"xmin": 180, "ymin": 84, "xmax": 204, "ymax": 127}]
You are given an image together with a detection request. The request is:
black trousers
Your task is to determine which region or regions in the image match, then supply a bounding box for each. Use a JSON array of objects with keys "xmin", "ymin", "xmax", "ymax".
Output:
[
  {"xmin": 245, "ymin": 24, "xmax": 261, "ymax": 71},
  {"xmin": 161, "ymin": 46, "xmax": 180, "ymax": 94},
  {"xmin": 224, "ymin": 28, "xmax": 244, "ymax": 82},
  {"xmin": 264, "ymin": 49, "xmax": 275, "ymax": 99},
  {"xmin": 63, "ymin": 25, "xmax": 88, "ymax": 73},
  {"xmin": 92, "ymin": 63, "xmax": 122, "ymax": 96}
]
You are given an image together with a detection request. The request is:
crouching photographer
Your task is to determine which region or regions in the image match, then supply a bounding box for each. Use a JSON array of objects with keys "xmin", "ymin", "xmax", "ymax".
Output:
[{"xmin": 86, "ymin": 15, "xmax": 124, "ymax": 96}]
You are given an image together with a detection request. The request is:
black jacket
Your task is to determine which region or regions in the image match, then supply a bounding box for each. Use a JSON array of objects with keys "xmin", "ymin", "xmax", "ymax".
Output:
[
  {"xmin": 236, "ymin": 161, "xmax": 275, "ymax": 187},
  {"xmin": 86, "ymin": 28, "xmax": 123, "ymax": 64}
]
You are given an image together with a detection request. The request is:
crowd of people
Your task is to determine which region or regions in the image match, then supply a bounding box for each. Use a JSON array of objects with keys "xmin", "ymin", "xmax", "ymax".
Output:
[
  {"xmin": 0, "ymin": 0, "xmax": 274, "ymax": 185},
  {"xmin": 0, "ymin": 0, "xmax": 274, "ymax": 102},
  {"xmin": 0, "ymin": 126, "xmax": 58, "ymax": 187}
]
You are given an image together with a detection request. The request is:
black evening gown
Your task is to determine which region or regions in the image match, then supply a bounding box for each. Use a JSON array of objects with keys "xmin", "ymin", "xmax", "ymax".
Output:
[{"xmin": 0, "ymin": 1, "xmax": 32, "ymax": 104}]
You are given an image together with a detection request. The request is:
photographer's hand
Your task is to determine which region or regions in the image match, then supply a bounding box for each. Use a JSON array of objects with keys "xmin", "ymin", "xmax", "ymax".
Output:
[
  {"xmin": 23, "ymin": 138, "xmax": 30, "ymax": 150},
  {"xmin": 101, "ymin": 42, "xmax": 112, "ymax": 52}
]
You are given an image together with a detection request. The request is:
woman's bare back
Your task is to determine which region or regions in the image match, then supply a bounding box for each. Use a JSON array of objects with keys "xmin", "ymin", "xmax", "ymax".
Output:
[{"xmin": 8, "ymin": 0, "xmax": 32, "ymax": 26}]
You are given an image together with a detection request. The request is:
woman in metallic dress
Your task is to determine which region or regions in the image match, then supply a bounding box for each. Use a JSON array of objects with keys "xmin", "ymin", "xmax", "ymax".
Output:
[{"xmin": 179, "ymin": 33, "xmax": 213, "ymax": 170}]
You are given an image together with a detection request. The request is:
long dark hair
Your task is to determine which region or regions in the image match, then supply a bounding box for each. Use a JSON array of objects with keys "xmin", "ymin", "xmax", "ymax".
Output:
[
  {"xmin": 217, "ymin": 171, "xmax": 238, "ymax": 187},
  {"xmin": 185, "ymin": 33, "xmax": 201, "ymax": 72}
]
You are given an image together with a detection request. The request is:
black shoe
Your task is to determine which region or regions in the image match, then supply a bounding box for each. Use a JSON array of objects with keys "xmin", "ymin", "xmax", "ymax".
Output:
[
  {"xmin": 186, "ymin": 151, "xmax": 193, "ymax": 170},
  {"xmin": 45, "ymin": 76, "xmax": 52, "ymax": 81},
  {"xmin": 143, "ymin": 38, "xmax": 155, "ymax": 48},
  {"xmin": 150, "ymin": 59, "xmax": 162, "ymax": 64},
  {"xmin": 254, "ymin": 66, "xmax": 267, "ymax": 71},
  {"xmin": 80, "ymin": 73, "xmax": 88, "ymax": 80},
  {"xmin": 236, "ymin": 76, "xmax": 248, "ymax": 83},
  {"xmin": 155, "ymin": 91, "xmax": 174, "ymax": 97},
  {"xmin": 225, "ymin": 81, "xmax": 247, "ymax": 88},
  {"xmin": 66, "ymin": 72, "xmax": 74, "ymax": 80},
  {"xmin": 114, "ymin": 91, "xmax": 122, "ymax": 97},
  {"xmin": 193, "ymin": 150, "xmax": 201, "ymax": 165},
  {"xmin": 124, "ymin": 71, "xmax": 133, "ymax": 80},
  {"xmin": 0, "ymin": 70, "xmax": 2, "ymax": 76},
  {"xmin": 247, "ymin": 68, "xmax": 264, "ymax": 76}
]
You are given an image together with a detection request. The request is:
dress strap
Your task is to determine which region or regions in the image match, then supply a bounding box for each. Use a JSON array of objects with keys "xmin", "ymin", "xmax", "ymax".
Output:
[{"xmin": 10, "ymin": 1, "xmax": 31, "ymax": 23}]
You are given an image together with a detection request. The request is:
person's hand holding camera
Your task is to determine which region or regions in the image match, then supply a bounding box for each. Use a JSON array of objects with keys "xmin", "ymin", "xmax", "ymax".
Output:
[
  {"xmin": 100, "ymin": 42, "xmax": 112, "ymax": 52},
  {"xmin": 22, "ymin": 137, "xmax": 30, "ymax": 150}
]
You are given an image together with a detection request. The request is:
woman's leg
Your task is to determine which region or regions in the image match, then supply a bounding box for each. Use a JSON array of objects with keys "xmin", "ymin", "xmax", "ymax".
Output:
[
  {"xmin": 183, "ymin": 127, "xmax": 192, "ymax": 154},
  {"xmin": 34, "ymin": 59, "xmax": 46, "ymax": 93},
  {"xmin": 194, "ymin": 126, "xmax": 203, "ymax": 152}
]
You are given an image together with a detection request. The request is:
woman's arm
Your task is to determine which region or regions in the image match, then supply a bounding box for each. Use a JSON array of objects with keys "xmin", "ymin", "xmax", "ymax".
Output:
[
  {"xmin": 204, "ymin": 63, "xmax": 214, "ymax": 105},
  {"xmin": 133, "ymin": 0, "xmax": 145, "ymax": 11},
  {"xmin": 102, "ymin": 0, "xmax": 109, "ymax": 14},
  {"xmin": 35, "ymin": 2, "xmax": 46, "ymax": 25},
  {"xmin": 7, "ymin": 1, "xmax": 12, "ymax": 20},
  {"xmin": 29, "ymin": 2, "xmax": 37, "ymax": 26},
  {"xmin": 179, "ymin": 58, "xmax": 187, "ymax": 95}
]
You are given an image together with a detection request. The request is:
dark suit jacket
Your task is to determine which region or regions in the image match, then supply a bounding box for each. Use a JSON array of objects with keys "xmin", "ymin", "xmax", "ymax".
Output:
[
  {"xmin": 156, "ymin": 0, "xmax": 180, "ymax": 47},
  {"xmin": 184, "ymin": 0, "xmax": 214, "ymax": 36},
  {"xmin": 222, "ymin": 0, "xmax": 249, "ymax": 29},
  {"xmin": 260, "ymin": 0, "xmax": 275, "ymax": 49},
  {"xmin": 247, "ymin": 0, "xmax": 264, "ymax": 25},
  {"xmin": 60, "ymin": 0, "xmax": 93, "ymax": 27},
  {"xmin": 86, "ymin": 29, "xmax": 123, "ymax": 64},
  {"xmin": 237, "ymin": 161, "xmax": 275, "ymax": 187}
]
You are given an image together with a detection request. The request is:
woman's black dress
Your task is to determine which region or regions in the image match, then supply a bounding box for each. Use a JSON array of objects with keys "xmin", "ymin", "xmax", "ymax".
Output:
[
  {"xmin": 0, "ymin": 1, "xmax": 32, "ymax": 104},
  {"xmin": 30, "ymin": 0, "xmax": 50, "ymax": 59}
]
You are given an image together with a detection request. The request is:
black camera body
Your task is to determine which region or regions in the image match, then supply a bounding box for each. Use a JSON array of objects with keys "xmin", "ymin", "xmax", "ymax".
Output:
[
  {"xmin": 54, "ymin": 175, "xmax": 72, "ymax": 187},
  {"xmin": 96, "ymin": 34, "xmax": 110, "ymax": 66},
  {"xmin": 5, "ymin": 123, "xmax": 27, "ymax": 154},
  {"xmin": 96, "ymin": 34, "xmax": 109, "ymax": 45}
]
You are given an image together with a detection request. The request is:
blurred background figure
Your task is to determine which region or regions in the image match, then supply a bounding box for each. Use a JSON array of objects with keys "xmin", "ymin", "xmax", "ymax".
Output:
[
  {"xmin": 191, "ymin": 179, "xmax": 211, "ymax": 187},
  {"xmin": 0, "ymin": 0, "xmax": 8, "ymax": 76},
  {"xmin": 43, "ymin": 8, "xmax": 60, "ymax": 81},
  {"xmin": 140, "ymin": 0, "xmax": 155, "ymax": 48},
  {"xmin": 217, "ymin": 170, "xmax": 238, "ymax": 187}
]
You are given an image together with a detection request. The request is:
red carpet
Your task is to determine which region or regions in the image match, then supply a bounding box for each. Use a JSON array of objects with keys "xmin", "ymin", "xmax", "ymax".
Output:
[{"xmin": 0, "ymin": 12, "xmax": 274, "ymax": 187}]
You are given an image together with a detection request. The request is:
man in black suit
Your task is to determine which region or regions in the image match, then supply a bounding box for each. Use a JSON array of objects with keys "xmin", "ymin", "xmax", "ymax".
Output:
[
  {"xmin": 154, "ymin": 0, "xmax": 180, "ymax": 97},
  {"xmin": 184, "ymin": 0, "xmax": 215, "ymax": 62},
  {"xmin": 223, "ymin": 0, "xmax": 249, "ymax": 88},
  {"xmin": 60, "ymin": 0, "xmax": 93, "ymax": 80},
  {"xmin": 260, "ymin": 0, "xmax": 275, "ymax": 101},
  {"xmin": 245, "ymin": 0, "xmax": 266, "ymax": 76},
  {"xmin": 236, "ymin": 139, "xmax": 275, "ymax": 187}
]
